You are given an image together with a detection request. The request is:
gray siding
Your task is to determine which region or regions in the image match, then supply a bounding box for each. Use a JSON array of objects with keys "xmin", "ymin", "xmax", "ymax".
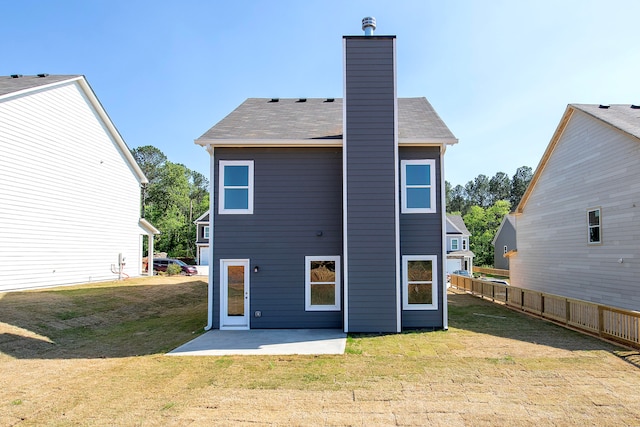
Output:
[
  {"xmin": 511, "ymin": 110, "xmax": 640, "ymax": 311},
  {"xmin": 493, "ymin": 218, "xmax": 515, "ymax": 270},
  {"xmin": 213, "ymin": 147, "xmax": 343, "ymax": 328},
  {"xmin": 399, "ymin": 147, "xmax": 444, "ymax": 328},
  {"xmin": 344, "ymin": 36, "xmax": 399, "ymax": 332}
]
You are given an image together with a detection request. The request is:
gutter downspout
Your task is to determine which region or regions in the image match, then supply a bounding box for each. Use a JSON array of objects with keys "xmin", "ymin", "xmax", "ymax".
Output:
[
  {"xmin": 204, "ymin": 145, "xmax": 215, "ymax": 331},
  {"xmin": 441, "ymin": 145, "xmax": 449, "ymax": 330}
]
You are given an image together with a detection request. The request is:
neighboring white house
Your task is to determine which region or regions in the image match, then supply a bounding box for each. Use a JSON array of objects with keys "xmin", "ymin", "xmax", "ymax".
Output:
[
  {"xmin": 445, "ymin": 214, "xmax": 474, "ymax": 274},
  {"xmin": 510, "ymin": 104, "xmax": 640, "ymax": 312},
  {"xmin": 0, "ymin": 74, "xmax": 158, "ymax": 292}
]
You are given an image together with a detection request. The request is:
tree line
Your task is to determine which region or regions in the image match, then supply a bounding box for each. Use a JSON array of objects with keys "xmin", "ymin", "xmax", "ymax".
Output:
[
  {"xmin": 446, "ymin": 166, "xmax": 533, "ymax": 266},
  {"xmin": 131, "ymin": 143, "xmax": 533, "ymax": 267},
  {"xmin": 131, "ymin": 146, "xmax": 209, "ymax": 258}
]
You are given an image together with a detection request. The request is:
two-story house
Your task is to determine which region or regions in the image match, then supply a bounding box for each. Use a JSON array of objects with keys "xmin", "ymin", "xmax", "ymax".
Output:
[
  {"xmin": 445, "ymin": 214, "xmax": 473, "ymax": 274},
  {"xmin": 492, "ymin": 214, "xmax": 516, "ymax": 270},
  {"xmin": 194, "ymin": 211, "xmax": 210, "ymax": 265},
  {"xmin": 511, "ymin": 104, "xmax": 640, "ymax": 312},
  {"xmin": 0, "ymin": 74, "xmax": 158, "ymax": 291},
  {"xmin": 195, "ymin": 19, "xmax": 458, "ymax": 332}
]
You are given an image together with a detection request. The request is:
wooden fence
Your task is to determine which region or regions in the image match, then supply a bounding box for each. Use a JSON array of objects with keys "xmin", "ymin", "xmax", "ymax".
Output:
[
  {"xmin": 473, "ymin": 266, "xmax": 510, "ymax": 277},
  {"xmin": 450, "ymin": 274, "xmax": 640, "ymax": 349}
]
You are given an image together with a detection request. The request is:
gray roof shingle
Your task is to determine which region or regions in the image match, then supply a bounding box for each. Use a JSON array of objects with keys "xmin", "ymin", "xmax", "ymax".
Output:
[
  {"xmin": 447, "ymin": 214, "xmax": 471, "ymax": 235},
  {"xmin": 197, "ymin": 97, "xmax": 457, "ymax": 144},
  {"xmin": 0, "ymin": 74, "xmax": 81, "ymax": 97},
  {"xmin": 571, "ymin": 104, "xmax": 640, "ymax": 140}
]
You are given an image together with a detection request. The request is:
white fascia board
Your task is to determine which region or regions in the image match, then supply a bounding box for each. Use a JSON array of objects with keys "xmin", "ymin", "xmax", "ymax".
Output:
[
  {"xmin": 139, "ymin": 218, "xmax": 161, "ymax": 235},
  {"xmin": 76, "ymin": 77, "xmax": 149, "ymax": 184},
  {"xmin": 195, "ymin": 138, "xmax": 343, "ymax": 148},
  {"xmin": 399, "ymin": 137, "xmax": 458, "ymax": 146}
]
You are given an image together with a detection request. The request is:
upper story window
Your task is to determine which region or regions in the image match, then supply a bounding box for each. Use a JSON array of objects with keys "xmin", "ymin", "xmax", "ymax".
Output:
[
  {"xmin": 401, "ymin": 159, "xmax": 436, "ymax": 213},
  {"xmin": 451, "ymin": 238, "xmax": 459, "ymax": 251},
  {"xmin": 462, "ymin": 239, "xmax": 467, "ymax": 250},
  {"xmin": 402, "ymin": 255, "xmax": 438, "ymax": 310},
  {"xmin": 587, "ymin": 208, "xmax": 601, "ymax": 244},
  {"xmin": 305, "ymin": 256, "xmax": 341, "ymax": 311},
  {"xmin": 203, "ymin": 226, "xmax": 210, "ymax": 239},
  {"xmin": 503, "ymin": 245, "xmax": 508, "ymax": 254},
  {"xmin": 219, "ymin": 160, "xmax": 254, "ymax": 214}
]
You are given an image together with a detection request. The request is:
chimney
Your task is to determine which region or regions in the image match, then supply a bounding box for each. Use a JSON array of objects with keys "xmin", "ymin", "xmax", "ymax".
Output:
[{"xmin": 362, "ymin": 16, "xmax": 376, "ymax": 36}]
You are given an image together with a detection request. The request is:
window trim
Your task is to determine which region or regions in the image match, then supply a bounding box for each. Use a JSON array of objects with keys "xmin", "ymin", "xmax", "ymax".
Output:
[
  {"xmin": 203, "ymin": 226, "xmax": 210, "ymax": 239},
  {"xmin": 218, "ymin": 160, "xmax": 254, "ymax": 215},
  {"xmin": 503, "ymin": 245, "xmax": 508, "ymax": 255},
  {"xmin": 402, "ymin": 255, "xmax": 438, "ymax": 311},
  {"xmin": 305, "ymin": 256, "xmax": 341, "ymax": 311},
  {"xmin": 451, "ymin": 238, "xmax": 459, "ymax": 251},
  {"xmin": 401, "ymin": 159, "xmax": 436, "ymax": 214},
  {"xmin": 587, "ymin": 207, "xmax": 602, "ymax": 245}
]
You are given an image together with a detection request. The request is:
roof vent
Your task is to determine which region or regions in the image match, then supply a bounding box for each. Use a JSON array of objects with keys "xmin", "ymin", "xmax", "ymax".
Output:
[
  {"xmin": 269, "ymin": 98, "xmax": 279, "ymax": 103},
  {"xmin": 631, "ymin": 105, "xmax": 640, "ymax": 109},
  {"xmin": 362, "ymin": 17, "xmax": 376, "ymax": 36},
  {"xmin": 325, "ymin": 98, "xmax": 335, "ymax": 103},
  {"xmin": 10, "ymin": 74, "xmax": 22, "ymax": 78},
  {"xmin": 297, "ymin": 98, "xmax": 307, "ymax": 103},
  {"xmin": 598, "ymin": 104, "xmax": 610, "ymax": 109},
  {"xmin": 37, "ymin": 73, "xmax": 49, "ymax": 78}
]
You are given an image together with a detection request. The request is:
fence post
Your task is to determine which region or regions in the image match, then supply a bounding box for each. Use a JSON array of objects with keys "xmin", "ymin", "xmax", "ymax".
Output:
[
  {"xmin": 598, "ymin": 305, "xmax": 604, "ymax": 337},
  {"xmin": 565, "ymin": 299, "xmax": 571, "ymax": 325}
]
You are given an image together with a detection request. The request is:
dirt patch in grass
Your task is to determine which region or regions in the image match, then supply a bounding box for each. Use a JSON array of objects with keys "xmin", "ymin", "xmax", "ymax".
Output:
[{"xmin": 1, "ymin": 280, "xmax": 640, "ymax": 426}]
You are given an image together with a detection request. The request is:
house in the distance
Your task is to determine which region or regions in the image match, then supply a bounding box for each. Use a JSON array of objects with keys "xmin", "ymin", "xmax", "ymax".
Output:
[
  {"xmin": 445, "ymin": 214, "xmax": 473, "ymax": 274},
  {"xmin": 194, "ymin": 211, "xmax": 210, "ymax": 265},
  {"xmin": 510, "ymin": 104, "xmax": 640, "ymax": 312},
  {"xmin": 492, "ymin": 214, "xmax": 516, "ymax": 270},
  {"xmin": 0, "ymin": 74, "xmax": 158, "ymax": 292},
  {"xmin": 195, "ymin": 19, "xmax": 458, "ymax": 332}
]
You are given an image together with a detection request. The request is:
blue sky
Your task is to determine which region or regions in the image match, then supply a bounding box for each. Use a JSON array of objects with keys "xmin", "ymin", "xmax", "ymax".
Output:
[{"xmin": 3, "ymin": 1, "xmax": 639, "ymax": 186}]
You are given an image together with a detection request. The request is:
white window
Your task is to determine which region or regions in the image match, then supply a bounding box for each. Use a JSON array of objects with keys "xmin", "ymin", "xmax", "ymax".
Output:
[
  {"xmin": 219, "ymin": 161, "xmax": 254, "ymax": 214},
  {"xmin": 402, "ymin": 255, "xmax": 438, "ymax": 310},
  {"xmin": 462, "ymin": 239, "xmax": 467, "ymax": 250},
  {"xmin": 587, "ymin": 208, "xmax": 601, "ymax": 244},
  {"xmin": 401, "ymin": 159, "xmax": 436, "ymax": 213},
  {"xmin": 503, "ymin": 245, "xmax": 508, "ymax": 255},
  {"xmin": 451, "ymin": 238, "xmax": 459, "ymax": 251},
  {"xmin": 305, "ymin": 256, "xmax": 341, "ymax": 311},
  {"xmin": 203, "ymin": 226, "xmax": 210, "ymax": 239}
]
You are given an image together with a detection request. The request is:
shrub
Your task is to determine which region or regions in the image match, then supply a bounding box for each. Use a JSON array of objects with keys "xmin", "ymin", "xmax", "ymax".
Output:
[{"xmin": 166, "ymin": 263, "xmax": 182, "ymax": 276}]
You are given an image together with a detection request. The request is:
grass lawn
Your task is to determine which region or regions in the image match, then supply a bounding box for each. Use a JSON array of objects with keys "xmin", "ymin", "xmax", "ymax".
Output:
[{"xmin": 1, "ymin": 276, "xmax": 639, "ymax": 426}]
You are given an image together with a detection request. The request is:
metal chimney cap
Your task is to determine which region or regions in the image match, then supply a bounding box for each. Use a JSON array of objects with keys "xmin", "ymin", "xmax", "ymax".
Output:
[{"xmin": 362, "ymin": 16, "xmax": 376, "ymax": 35}]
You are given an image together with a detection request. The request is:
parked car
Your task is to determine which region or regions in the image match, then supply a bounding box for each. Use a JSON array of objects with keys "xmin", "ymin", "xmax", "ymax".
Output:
[
  {"xmin": 153, "ymin": 258, "xmax": 198, "ymax": 276},
  {"xmin": 483, "ymin": 277, "xmax": 509, "ymax": 286}
]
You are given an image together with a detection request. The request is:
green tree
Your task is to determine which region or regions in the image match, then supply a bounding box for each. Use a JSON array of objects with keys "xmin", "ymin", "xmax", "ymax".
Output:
[
  {"xmin": 489, "ymin": 172, "xmax": 511, "ymax": 205},
  {"xmin": 510, "ymin": 166, "xmax": 533, "ymax": 208},
  {"xmin": 464, "ymin": 200, "xmax": 511, "ymax": 266},
  {"xmin": 447, "ymin": 184, "xmax": 469, "ymax": 215},
  {"xmin": 130, "ymin": 146, "xmax": 209, "ymax": 258},
  {"xmin": 465, "ymin": 174, "xmax": 490, "ymax": 208}
]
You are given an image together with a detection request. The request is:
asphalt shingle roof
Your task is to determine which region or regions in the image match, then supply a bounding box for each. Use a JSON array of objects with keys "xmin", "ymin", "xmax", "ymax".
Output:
[
  {"xmin": 571, "ymin": 104, "xmax": 640, "ymax": 140},
  {"xmin": 0, "ymin": 75, "xmax": 80, "ymax": 97},
  {"xmin": 447, "ymin": 214, "xmax": 471, "ymax": 235},
  {"xmin": 197, "ymin": 97, "xmax": 457, "ymax": 144}
]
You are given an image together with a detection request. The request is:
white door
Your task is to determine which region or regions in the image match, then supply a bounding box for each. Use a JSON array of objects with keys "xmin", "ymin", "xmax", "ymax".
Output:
[
  {"xmin": 220, "ymin": 259, "xmax": 250, "ymax": 330},
  {"xmin": 200, "ymin": 247, "xmax": 209, "ymax": 265},
  {"xmin": 446, "ymin": 258, "xmax": 462, "ymax": 274}
]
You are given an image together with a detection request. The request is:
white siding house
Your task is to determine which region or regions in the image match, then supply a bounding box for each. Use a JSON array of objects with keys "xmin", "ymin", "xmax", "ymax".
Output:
[
  {"xmin": 0, "ymin": 74, "xmax": 157, "ymax": 292},
  {"xmin": 510, "ymin": 104, "xmax": 640, "ymax": 312},
  {"xmin": 445, "ymin": 214, "xmax": 473, "ymax": 274}
]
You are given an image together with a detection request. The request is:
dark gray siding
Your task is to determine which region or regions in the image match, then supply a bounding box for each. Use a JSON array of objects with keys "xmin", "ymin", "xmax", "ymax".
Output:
[
  {"xmin": 212, "ymin": 147, "xmax": 343, "ymax": 329},
  {"xmin": 195, "ymin": 223, "xmax": 209, "ymax": 244},
  {"xmin": 493, "ymin": 219, "xmax": 515, "ymax": 270},
  {"xmin": 344, "ymin": 36, "xmax": 399, "ymax": 332},
  {"xmin": 399, "ymin": 147, "xmax": 444, "ymax": 329}
]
